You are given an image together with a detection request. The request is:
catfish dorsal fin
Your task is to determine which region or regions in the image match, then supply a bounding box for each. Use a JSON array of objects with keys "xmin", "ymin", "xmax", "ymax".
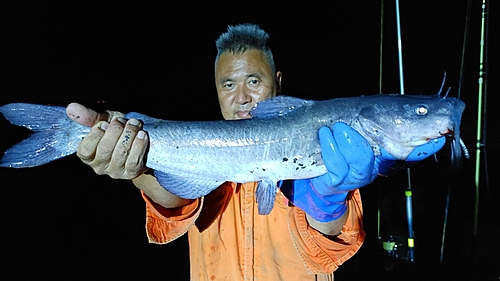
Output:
[{"xmin": 250, "ymin": 95, "xmax": 315, "ymax": 119}]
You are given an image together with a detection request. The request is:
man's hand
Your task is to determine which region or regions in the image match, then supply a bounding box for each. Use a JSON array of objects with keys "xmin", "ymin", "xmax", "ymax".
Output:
[
  {"xmin": 285, "ymin": 122, "xmax": 445, "ymax": 224},
  {"xmin": 65, "ymin": 103, "xmax": 149, "ymax": 179},
  {"xmin": 65, "ymin": 103, "xmax": 190, "ymax": 208},
  {"xmin": 376, "ymin": 136, "xmax": 446, "ymax": 176},
  {"xmin": 285, "ymin": 123, "xmax": 377, "ymax": 225},
  {"xmin": 311, "ymin": 124, "xmax": 379, "ymax": 195}
]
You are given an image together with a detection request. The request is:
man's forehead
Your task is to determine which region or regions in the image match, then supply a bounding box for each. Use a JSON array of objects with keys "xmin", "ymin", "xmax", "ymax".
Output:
[
  {"xmin": 216, "ymin": 49, "xmax": 272, "ymax": 77},
  {"xmin": 221, "ymin": 48, "xmax": 263, "ymax": 59}
]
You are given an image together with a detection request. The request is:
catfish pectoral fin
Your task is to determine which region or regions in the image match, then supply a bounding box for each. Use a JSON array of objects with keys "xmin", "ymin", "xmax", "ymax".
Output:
[
  {"xmin": 154, "ymin": 170, "xmax": 224, "ymax": 199},
  {"xmin": 256, "ymin": 179, "xmax": 278, "ymax": 215}
]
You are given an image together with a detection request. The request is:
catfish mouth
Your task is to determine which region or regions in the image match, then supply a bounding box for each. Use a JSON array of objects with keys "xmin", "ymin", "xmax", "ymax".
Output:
[
  {"xmin": 356, "ymin": 117, "xmax": 445, "ymax": 159},
  {"xmin": 440, "ymin": 128, "xmax": 454, "ymax": 137},
  {"xmin": 415, "ymin": 126, "xmax": 464, "ymax": 173},
  {"xmin": 356, "ymin": 115, "xmax": 464, "ymax": 167}
]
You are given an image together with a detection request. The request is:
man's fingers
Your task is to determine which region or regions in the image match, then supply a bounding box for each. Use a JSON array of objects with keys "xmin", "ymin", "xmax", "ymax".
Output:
[
  {"xmin": 332, "ymin": 123, "xmax": 374, "ymax": 181},
  {"xmin": 93, "ymin": 118, "xmax": 127, "ymax": 168},
  {"xmin": 75, "ymin": 117, "xmax": 148, "ymax": 179},
  {"xmin": 318, "ymin": 126, "xmax": 348, "ymax": 182},
  {"xmin": 124, "ymin": 130, "xmax": 149, "ymax": 178},
  {"xmin": 406, "ymin": 137, "xmax": 446, "ymax": 161},
  {"xmin": 66, "ymin": 102, "xmax": 109, "ymax": 127},
  {"xmin": 77, "ymin": 121, "xmax": 107, "ymax": 163},
  {"xmin": 108, "ymin": 119, "xmax": 142, "ymax": 176},
  {"xmin": 106, "ymin": 110, "xmax": 125, "ymax": 123}
]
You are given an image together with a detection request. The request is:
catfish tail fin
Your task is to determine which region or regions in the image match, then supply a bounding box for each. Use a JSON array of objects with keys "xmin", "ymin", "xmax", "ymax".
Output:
[{"xmin": 0, "ymin": 103, "xmax": 90, "ymax": 168}]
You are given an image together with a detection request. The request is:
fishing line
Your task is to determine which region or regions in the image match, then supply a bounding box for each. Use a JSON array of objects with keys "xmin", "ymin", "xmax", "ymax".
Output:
[
  {"xmin": 377, "ymin": 0, "xmax": 384, "ymax": 241},
  {"xmin": 379, "ymin": 0, "xmax": 385, "ymax": 96},
  {"xmin": 440, "ymin": 0, "xmax": 474, "ymax": 268},
  {"xmin": 395, "ymin": 0, "xmax": 405, "ymax": 95},
  {"xmin": 457, "ymin": 0, "xmax": 473, "ymax": 100}
]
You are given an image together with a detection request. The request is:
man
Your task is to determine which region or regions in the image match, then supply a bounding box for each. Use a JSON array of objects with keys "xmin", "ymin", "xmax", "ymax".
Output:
[{"xmin": 66, "ymin": 24, "xmax": 439, "ymax": 280}]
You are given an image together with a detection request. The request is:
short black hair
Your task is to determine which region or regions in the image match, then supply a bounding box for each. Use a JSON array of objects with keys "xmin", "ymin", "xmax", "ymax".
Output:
[{"xmin": 215, "ymin": 23, "xmax": 276, "ymax": 74}]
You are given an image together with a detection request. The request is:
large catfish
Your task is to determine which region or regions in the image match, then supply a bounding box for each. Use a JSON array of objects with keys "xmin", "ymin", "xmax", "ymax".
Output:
[{"xmin": 0, "ymin": 94, "xmax": 465, "ymax": 214}]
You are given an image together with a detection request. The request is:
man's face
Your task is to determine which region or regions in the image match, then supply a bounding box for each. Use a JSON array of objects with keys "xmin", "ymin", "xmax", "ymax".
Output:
[{"xmin": 215, "ymin": 49, "xmax": 281, "ymax": 120}]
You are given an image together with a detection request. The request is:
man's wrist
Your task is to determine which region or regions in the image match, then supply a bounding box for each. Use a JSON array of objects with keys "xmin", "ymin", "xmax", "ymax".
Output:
[
  {"xmin": 306, "ymin": 206, "xmax": 349, "ymax": 236},
  {"xmin": 281, "ymin": 179, "xmax": 349, "ymax": 222}
]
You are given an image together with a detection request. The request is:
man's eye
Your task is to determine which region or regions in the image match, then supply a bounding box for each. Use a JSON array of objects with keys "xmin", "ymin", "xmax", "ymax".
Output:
[
  {"xmin": 223, "ymin": 83, "xmax": 234, "ymax": 88},
  {"xmin": 249, "ymin": 79, "xmax": 259, "ymax": 85}
]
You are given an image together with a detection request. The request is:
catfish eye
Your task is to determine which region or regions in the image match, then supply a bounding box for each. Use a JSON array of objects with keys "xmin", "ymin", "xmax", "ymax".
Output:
[{"xmin": 415, "ymin": 104, "xmax": 428, "ymax": 115}]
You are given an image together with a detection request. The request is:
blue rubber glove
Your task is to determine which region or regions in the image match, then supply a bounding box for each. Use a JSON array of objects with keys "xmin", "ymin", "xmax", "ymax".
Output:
[
  {"xmin": 283, "ymin": 123, "xmax": 377, "ymax": 222},
  {"xmin": 282, "ymin": 123, "xmax": 446, "ymax": 222},
  {"xmin": 376, "ymin": 137, "xmax": 446, "ymax": 176}
]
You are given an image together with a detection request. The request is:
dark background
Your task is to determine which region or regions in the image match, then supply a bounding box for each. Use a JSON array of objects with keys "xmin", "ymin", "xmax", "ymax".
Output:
[{"xmin": 0, "ymin": 1, "xmax": 498, "ymax": 280}]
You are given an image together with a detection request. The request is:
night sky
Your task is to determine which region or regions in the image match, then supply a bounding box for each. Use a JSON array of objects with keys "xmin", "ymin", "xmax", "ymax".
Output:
[{"xmin": 1, "ymin": 1, "xmax": 499, "ymax": 280}]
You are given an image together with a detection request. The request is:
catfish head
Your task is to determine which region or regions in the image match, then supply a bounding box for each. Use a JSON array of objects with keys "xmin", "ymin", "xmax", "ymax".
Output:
[{"xmin": 353, "ymin": 94, "xmax": 465, "ymax": 165}]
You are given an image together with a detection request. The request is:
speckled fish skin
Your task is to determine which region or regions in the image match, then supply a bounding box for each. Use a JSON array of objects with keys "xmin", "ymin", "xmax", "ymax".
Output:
[
  {"xmin": 0, "ymin": 94, "xmax": 465, "ymax": 214},
  {"xmin": 134, "ymin": 94, "xmax": 465, "ymax": 193}
]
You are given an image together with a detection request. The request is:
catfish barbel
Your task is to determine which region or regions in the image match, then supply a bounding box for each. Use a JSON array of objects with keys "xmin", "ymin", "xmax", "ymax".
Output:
[{"xmin": 0, "ymin": 94, "xmax": 465, "ymax": 214}]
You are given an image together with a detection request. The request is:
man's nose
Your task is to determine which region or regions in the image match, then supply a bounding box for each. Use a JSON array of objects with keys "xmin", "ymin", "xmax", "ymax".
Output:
[{"xmin": 235, "ymin": 85, "xmax": 252, "ymax": 104}]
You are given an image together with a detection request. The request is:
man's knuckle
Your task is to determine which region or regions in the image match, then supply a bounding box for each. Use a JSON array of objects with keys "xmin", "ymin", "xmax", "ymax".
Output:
[
  {"xmin": 77, "ymin": 150, "xmax": 92, "ymax": 160},
  {"xmin": 93, "ymin": 166, "xmax": 105, "ymax": 175},
  {"xmin": 77, "ymin": 141, "xmax": 97, "ymax": 158},
  {"xmin": 112, "ymin": 145, "xmax": 127, "ymax": 158},
  {"xmin": 125, "ymin": 158, "xmax": 143, "ymax": 172},
  {"xmin": 98, "ymin": 142, "xmax": 115, "ymax": 155},
  {"xmin": 123, "ymin": 171, "xmax": 136, "ymax": 179}
]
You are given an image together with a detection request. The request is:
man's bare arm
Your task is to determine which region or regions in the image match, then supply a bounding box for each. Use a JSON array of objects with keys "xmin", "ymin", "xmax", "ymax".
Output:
[
  {"xmin": 133, "ymin": 173, "xmax": 190, "ymax": 208},
  {"xmin": 306, "ymin": 207, "xmax": 349, "ymax": 237}
]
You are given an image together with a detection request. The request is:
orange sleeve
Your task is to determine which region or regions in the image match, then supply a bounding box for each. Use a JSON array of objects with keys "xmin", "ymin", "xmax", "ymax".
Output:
[
  {"xmin": 141, "ymin": 191, "xmax": 203, "ymax": 244},
  {"xmin": 287, "ymin": 189, "xmax": 365, "ymax": 274}
]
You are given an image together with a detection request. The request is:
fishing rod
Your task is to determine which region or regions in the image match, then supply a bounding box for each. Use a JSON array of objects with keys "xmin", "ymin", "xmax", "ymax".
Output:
[
  {"xmin": 440, "ymin": 0, "xmax": 474, "ymax": 268},
  {"xmin": 441, "ymin": 0, "xmax": 489, "ymax": 276},
  {"xmin": 395, "ymin": 0, "xmax": 416, "ymax": 264},
  {"xmin": 378, "ymin": 1, "xmax": 486, "ymax": 277},
  {"xmin": 392, "ymin": 0, "xmax": 417, "ymax": 264},
  {"xmin": 473, "ymin": 0, "xmax": 488, "ymax": 239},
  {"xmin": 377, "ymin": 0, "xmax": 415, "ymax": 267}
]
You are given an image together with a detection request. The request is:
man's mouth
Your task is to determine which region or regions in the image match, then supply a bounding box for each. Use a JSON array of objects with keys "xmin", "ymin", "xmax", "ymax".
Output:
[{"xmin": 236, "ymin": 110, "xmax": 251, "ymax": 119}]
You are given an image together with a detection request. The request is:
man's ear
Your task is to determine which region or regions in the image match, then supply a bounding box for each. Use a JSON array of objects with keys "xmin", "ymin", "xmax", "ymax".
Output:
[{"xmin": 276, "ymin": 71, "xmax": 283, "ymax": 95}]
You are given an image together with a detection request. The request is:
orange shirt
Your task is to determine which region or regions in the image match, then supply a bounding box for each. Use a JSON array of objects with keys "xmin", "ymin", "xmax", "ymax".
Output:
[{"xmin": 142, "ymin": 182, "xmax": 364, "ymax": 281}]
